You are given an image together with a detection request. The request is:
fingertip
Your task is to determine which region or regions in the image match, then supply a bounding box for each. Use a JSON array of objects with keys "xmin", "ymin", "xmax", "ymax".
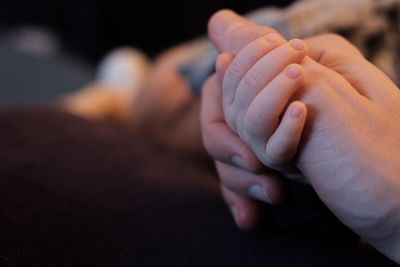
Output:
[
  {"xmin": 248, "ymin": 184, "xmax": 271, "ymax": 203},
  {"xmin": 262, "ymin": 173, "xmax": 287, "ymax": 204},
  {"xmin": 221, "ymin": 185, "xmax": 261, "ymax": 231},
  {"xmin": 289, "ymin": 39, "xmax": 308, "ymax": 62},
  {"xmin": 230, "ymin": 155, "xmax": 251, "ymax": 172},
  {"xmin": 208, "ymin": 9, "xmax": 235, "ymax": 27},
  {"xmin": 289, "ymin": 101, "xmax": 307, "ymax": 119},
  {"xmin": 236, "ymin": 209, "xmax": 261, "ymax": 231},
  {"xmin": 246, "ymin": 171, "xmax": 287, "ymax": 205},
  {"xmin": 289, "ymin": 38, "xmax": 307, "ymax": 52},
  {"xmin": 263, "ymin": 101, "xmax": 307, "ymax": 168},
  {"xmin": 285, "ymin": 64, "xmax": 304, "ymax": 79}
]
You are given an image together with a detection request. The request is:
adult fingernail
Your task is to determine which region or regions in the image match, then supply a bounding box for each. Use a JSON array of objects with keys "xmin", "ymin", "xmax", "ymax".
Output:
[
  {"xmin": 248, "ymin": 185, "xmax": 271, "ymax": 203},
  {"xmin": 290, "ymin": 38, "xmax": 306, "ymax": 51},
  {"xmin": 231, "ymin": 155, "xmax": 250, "ymax": 171},
  {"xmin": 210, "ymin": 10, "xmax": 244, "ymax": 36}
]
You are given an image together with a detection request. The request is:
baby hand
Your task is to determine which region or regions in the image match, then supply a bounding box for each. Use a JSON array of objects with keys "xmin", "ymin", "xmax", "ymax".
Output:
[{"xmin": 217, "ymin": 37, "xmax": 308, "ymax": 171}]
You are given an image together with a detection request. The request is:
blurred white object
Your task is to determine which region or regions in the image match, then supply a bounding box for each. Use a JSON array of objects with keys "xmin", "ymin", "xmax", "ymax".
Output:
[
  {"xmin": 97, "ymin": 47, "xmax": 150, "ymax": 98},
  {"xmin": 62, "ymin": 47, "xmax": 150, "ymax": 122},
  {"xmin": 0, "ymin": 26, "xmax": 60, "ymax": 56}
]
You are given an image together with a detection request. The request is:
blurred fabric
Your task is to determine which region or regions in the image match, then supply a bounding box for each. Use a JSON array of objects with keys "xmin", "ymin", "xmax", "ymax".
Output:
[{"xmin": 0, "ymin": 106, "xmax": 396, "ymax": 266}]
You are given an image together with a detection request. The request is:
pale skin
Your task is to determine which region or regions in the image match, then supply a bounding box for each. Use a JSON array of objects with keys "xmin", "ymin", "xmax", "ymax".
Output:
[
  {"xmin": 216, "ymin": 39, "xmax": 308, "ymax": 171},
  {"xmin": 203, "ymin": 10, "xmax": 400, "ymax": 262}
]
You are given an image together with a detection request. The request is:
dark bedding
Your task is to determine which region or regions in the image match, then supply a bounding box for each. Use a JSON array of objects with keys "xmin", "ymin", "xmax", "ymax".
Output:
[{"xmin": 0, "ymin": 106, "xmax": 395, "ymax": 266}]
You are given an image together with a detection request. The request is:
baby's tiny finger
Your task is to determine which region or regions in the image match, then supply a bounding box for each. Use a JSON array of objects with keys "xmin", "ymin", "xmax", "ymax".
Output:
[
  {"xmin": 242, "ymin": 64, "xmax": 305, "ymax": 153},
  {"xmin": 264, "ymin": 101, "xmax": 307, "ymax": 169},
  {"xmin": 222, "ymin": 33, "xmax": 285, "ymax": 107},
  {"xmin": 233, "ymin": 40, "xmax": 307, "ymax": 138}
]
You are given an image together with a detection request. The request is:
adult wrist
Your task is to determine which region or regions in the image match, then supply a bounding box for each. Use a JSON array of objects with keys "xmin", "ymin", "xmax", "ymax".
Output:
[
  {"xmin": 367, "ymin": 159, "xmax": 400, "ymax": 263},
  {"xmin": 368, "ymin": 202, "xmax": 400, "ymax": 263}
]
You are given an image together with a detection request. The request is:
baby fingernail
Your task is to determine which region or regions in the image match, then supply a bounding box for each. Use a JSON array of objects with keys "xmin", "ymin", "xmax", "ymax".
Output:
[
  {"xmin": 291, "ymin": 103, "xmax": 304, "ymax": 118},
  {"xmin": 265, "ymin": 33, "xmax": 279, "ymax": 43},
  {"xmin": 248, "ymin": 185, "xmax": 271, "ymax": 203},
  {"xmin": 286, "ymin": 64, "xmax": 302, "ymax": 79},
  {"xmin": 290, "ymin": 39, "xmax": 306, "ymax": 51},
  {"xmin": 231, "ymin": 155, "xmax": 250, "ymax": 171}
]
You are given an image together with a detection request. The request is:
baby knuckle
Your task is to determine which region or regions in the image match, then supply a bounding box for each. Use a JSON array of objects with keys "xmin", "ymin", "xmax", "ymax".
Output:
[
  {"xmin": 242, "ymin": 69, "xmax": 265, "ymax": 89},
  {"xmin": 225, "ymin": 59, "xmax": 245, "ymax": 82}
]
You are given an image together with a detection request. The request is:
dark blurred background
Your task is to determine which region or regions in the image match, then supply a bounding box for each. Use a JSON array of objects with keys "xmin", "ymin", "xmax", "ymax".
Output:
[
  {"xmin": 0, "ymin": 0, "xmax": 294, "ymax": 103},
  {"xmin": 0, "ymin": 0, "xmax": 294, "ymax": 61}
]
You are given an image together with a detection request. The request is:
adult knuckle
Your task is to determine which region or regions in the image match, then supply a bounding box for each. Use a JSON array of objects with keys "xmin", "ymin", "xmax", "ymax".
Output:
[
  {"xmin": 257, "ymin": 26, "xmax": 278, "ymax": 37},
  {"xmin": 239, "ymin": 24, "xmax": 276, "ymax": 39},
  {"xmin": 323, "ymin": 33, "xmax": 347, "ymax": 43},
  {"xmin": 322, "ymin": 33, "xmax": 361, "ymax": 56}
]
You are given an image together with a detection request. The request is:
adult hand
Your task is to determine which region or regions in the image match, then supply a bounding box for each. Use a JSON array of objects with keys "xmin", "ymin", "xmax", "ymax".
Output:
[{"xmin": 202, "ymin": 10, "xmax": 400, "ymax": 262}]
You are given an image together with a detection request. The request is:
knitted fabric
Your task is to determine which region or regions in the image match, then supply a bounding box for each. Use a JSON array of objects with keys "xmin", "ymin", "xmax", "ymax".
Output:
[{"xmin": 180, "ymin": 0, "xmax": 400, "ymax": 95}]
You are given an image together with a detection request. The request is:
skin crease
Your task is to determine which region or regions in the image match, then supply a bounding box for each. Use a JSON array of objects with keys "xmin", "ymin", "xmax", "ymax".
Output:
[{"xmin": 203, "ymin": 10, "xmax": 400, "ymax": 262}]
